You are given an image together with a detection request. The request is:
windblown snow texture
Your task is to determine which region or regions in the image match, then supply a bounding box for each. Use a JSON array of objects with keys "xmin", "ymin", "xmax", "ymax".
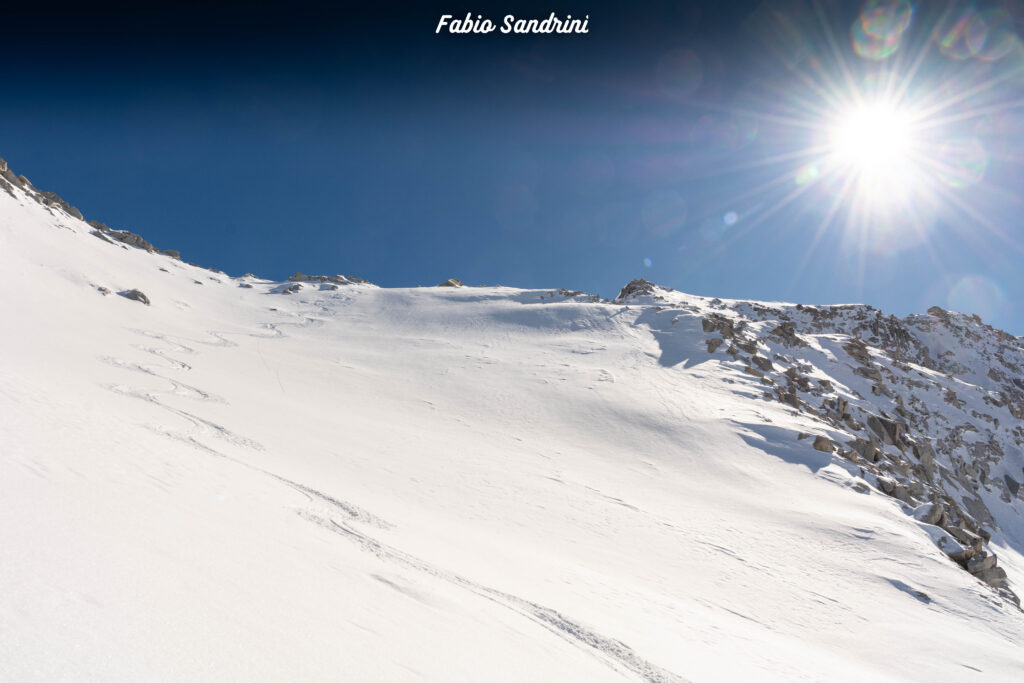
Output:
[{"xmin": 2, "ymin": 160, "xmax": 1023, "ymax": 681}]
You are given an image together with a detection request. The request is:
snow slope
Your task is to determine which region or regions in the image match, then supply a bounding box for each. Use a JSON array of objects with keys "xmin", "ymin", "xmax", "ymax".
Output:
[{"xmin": 2, "ymin": 166, "xmax": 1023, "ymax": 681}]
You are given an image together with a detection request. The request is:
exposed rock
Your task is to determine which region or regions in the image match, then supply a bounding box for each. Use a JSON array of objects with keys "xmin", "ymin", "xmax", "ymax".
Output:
[
  {"xmin": 966, "ymin": 551, "xmax": 996, "ymax": 574},
  {"xmin": 946, "ymin": 525, "xmax": 983, "ymax": 552},
  {"xmin": 616, "ymin": 278, "xmax": 658, "ymax": 301},
  {"xmin": 288, "ymin": 272, "xmax": 369, "ymax": 285},
  {"xmin": 866, "ymin": 415, "xmax": 903, "ymax": 446},
  {"xmin": 849, "ymin": 437, "xmax": 881, "ymax": 463},
  {"xmin": 88, "ymin": 221, "xmax": 181, "ymax": 260},
  {"xmin": 844, "ymin": 338, "xmax": 872, "ymax": 363},
  {"xmin": 735, "ymin": 339, "xmax": 758, "ymax": 355},
  {"xmin": 854, "ymin": 365, "xmax": 883, "ymax": 382},
  {"xmin": 438, "ymin": 278, "xmax": 464, "ymax": 287},
  {"xmin": 706, "ymin": 338, "xmax": 724, "ymax": 353},
  {"xmin": 975, "ymin": 566, "xmax": 1009, "ymax": 588},
  {"xmin": 120, "ymin": 289, "xmax": 150, "ymax": 306},
  {"xmin": 1005, "ymin": 474, "xmax": 1020, "ymax": 497},
  {"xmin": 913, "ymin": 502, "xmax": 945, "ymax": 526},
  {"xmin": 767, "ymin": 322, "xmax": 803, "ymax": 347},
  {"xmin": 812, "ymin": 435, "xmax": 834, "ymax": 452}
]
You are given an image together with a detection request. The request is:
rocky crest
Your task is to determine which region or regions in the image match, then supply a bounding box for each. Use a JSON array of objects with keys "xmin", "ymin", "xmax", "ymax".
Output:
[
  {"xmin": 616, "ymin": 280, "xmax": 1024, "ymax": 607},
  {"xmin": 0, "ymin": 156, "xmax": 187, "ymax": 262}
]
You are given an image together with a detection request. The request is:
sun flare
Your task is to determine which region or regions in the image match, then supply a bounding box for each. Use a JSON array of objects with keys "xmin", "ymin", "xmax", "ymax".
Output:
[{"xmin": 829, "ymin": 101, "xmax": 919, "ymax": 200}]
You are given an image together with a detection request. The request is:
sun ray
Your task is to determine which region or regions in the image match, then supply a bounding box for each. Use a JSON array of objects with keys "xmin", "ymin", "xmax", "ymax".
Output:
[{"xmin": 672, "ymin": 0, "xmax": 1024, "ymax": 288}]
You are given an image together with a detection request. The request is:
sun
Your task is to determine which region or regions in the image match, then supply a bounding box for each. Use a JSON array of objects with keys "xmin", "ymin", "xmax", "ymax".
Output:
[{"xmin": 828, "ymin": 100, "xmax": 919, "ymax": 203}]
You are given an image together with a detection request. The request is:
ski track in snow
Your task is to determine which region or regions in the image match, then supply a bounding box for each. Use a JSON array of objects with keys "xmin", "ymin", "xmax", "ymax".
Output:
[{"xmin": 101, "ymin": 317, "xmax": 683, "ymax": 683}]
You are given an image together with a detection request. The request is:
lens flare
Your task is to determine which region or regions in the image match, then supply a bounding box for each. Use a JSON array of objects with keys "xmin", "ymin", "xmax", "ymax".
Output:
[
  {"xmin": 967, "ymin": 9, "xmax": 1019, "ymax": 62},
  {"xmin": 852, "ymin": 0, "xmax": 913, "ymax": 59},
  {"xmin": 663, "ymin": 0, "xmax": 1024, "ymax": 288},
  {"xmin": 947, "ymin": 275, "xmax": 1008, "ymax": 323},
  {"xmin": 828, "ymin": 101, "xmax": 918, "ymax": 204}
]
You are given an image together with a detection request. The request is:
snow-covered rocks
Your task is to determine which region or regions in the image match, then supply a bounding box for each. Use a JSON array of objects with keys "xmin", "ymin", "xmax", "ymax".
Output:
[{"xmin": 629, "ymin": 282, "xmax": 1024, "ymax": 606}]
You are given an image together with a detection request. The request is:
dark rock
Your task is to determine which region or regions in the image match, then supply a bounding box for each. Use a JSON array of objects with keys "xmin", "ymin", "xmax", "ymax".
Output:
[
  {"xmin": 916, "ymin": 502, "xmax": 945, "ymax": 526},
  {"xmin": 946, "ymin": 525, "xmax": 984, "ymax": 552},
  {"xmin": 88, "ymin": 220, "xmax": 182, "ymax": 260},
  {"xmin": 735, "ymin": 339, "xmax": 758, "ymax": 355},
  {"xmin": 975, "ymin": 565, "xmax": 1008, "ymax": 588},
  {"xmin": 438, "ymin": 278, "xmax": 464, "ymax": 287},
  {"xmin": 877, "ymin": 477, "xmax": 897, "ymax": 495},
  {"xmin": 843, "ymin": 338, "xmax": 872, "ymax": 363},
  {"xmin": 854, "ymin": 365, "xmax": 883, "ymax": 382},
  {"xmin": 966, "ymin": 551, "xmax": 996, "ymax": 574},
  {"xmin": 768, "ymin": 322, "xmax": 803, "ymax": 347},
  {"xmin": 616, "ymin": 278, "xmax": 657, "ymax": 301},
  {"xmin": 866, "ymin": 415, "xmax": 903, "ymax": 445},
  {"xmin": 1005, "ymin": 474, "xmax": 1020, "ymax": 497},
  {"xmin": 120, "ymin": 289, "xmax": 150, "ymax": 305},
  {"xmin": 812, "ymin": 435, "xmax": 834, "ymax": 452}
]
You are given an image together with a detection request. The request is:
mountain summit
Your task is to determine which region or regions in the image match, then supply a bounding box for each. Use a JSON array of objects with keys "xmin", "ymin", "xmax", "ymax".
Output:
[{"xmin": 2, "ymin": 159, "xmax": 1023, "ymax": 680}]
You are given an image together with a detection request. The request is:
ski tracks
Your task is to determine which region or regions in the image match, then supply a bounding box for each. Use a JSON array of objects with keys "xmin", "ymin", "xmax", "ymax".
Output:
[{"xmin": 100, "ymin": 318, "xmax": 684, "ymax": 683}]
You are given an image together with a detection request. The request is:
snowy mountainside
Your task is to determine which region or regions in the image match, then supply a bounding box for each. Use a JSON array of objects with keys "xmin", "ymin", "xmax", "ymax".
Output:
[
  {"xmin": 616, "ymin": 278, "xmax": 1024, "ymax": 607},
  {"xmin": 2, "ymin": 159, "xmax": 1023, "ymax": 681}
]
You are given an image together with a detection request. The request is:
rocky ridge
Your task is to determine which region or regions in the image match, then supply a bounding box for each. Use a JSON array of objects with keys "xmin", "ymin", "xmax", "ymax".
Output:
[
  {"xmin": 616, "ymin": 279, "xmax": 1024, "ymax": 607},
  {"xmin": 0, "ymin": 157, "xmax": 189, "ymax": 262}
]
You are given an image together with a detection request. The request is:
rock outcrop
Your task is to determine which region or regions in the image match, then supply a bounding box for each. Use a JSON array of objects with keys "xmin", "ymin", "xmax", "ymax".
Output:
[
  {"xmin": 288, "ymin": 272, "xmax": 370, "ymax": 285},
  {"xmin": 120, "ymin": 289, "xmax": 150, "ymax": 306},
  {"xmin": 618, "ymin": 280, "xmax": 1024, "ymax": 608}
]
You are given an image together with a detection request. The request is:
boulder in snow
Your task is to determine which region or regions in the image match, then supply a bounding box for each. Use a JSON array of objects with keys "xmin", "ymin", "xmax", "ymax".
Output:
[{"xmin": 120, "ymin": 289, "xmax": 150, "ymax": 306}]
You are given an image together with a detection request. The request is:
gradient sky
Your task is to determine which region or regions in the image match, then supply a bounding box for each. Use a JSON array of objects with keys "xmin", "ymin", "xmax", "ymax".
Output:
[{"xmin": 3, "ymin": 1, "xmax": 1023, "ymax": 332}]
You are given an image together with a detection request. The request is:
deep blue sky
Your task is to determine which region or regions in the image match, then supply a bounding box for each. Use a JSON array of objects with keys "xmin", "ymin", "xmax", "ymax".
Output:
[{"xmin": 3, "ymin": 1, "xmax": 1023, "ymax": 332}]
